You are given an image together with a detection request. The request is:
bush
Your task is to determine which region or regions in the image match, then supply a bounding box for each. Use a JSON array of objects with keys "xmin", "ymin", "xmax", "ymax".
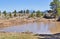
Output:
[
  {"xmin": 36, "ymin": 11, "xmax": 41, "ymax": 17},
  {"xmin": 14, "ymin": 13, "xmax": 17, "ymax": 17},
  {"xmin": 9, "ymin": 13, "xmax": 12, "ymax": 18},
  {"xmin": 28, "ymin": 13, "xmax": 34, "ymax": 18}
]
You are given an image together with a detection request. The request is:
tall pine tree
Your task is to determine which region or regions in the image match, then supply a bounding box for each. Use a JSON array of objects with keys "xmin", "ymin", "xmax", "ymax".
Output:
[{"xmin": 50, "ymin": 0, "xmax": 60, "ymax": 16}]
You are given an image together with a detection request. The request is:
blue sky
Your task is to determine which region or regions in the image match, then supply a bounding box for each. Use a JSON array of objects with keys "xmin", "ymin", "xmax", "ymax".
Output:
[{"xmin": 0, "ymin": 0, "xmax": 52, "ymax": 12}]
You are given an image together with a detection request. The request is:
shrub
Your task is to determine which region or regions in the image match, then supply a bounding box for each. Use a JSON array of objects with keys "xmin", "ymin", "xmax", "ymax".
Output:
[{"xmin": 28, "ymin": 13, "xmax": 34, "ymax": 18}]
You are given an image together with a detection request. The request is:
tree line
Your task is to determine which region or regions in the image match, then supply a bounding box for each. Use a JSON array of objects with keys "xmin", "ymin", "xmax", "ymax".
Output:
[{"xmin": 0, "ymin": 10, "xmax": 43, "ymax": 18}]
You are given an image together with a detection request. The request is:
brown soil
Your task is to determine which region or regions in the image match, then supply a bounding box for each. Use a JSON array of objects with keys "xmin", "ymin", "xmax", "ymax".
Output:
[{"xmin": 0, "ymin": 18, "xmax": 58, "ymax": 28}]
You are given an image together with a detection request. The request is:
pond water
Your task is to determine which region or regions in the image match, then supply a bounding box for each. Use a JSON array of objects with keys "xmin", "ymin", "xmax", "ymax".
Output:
[{"xmin": 0, "ymin": 22, "xmax": 56, "ymax": 34}]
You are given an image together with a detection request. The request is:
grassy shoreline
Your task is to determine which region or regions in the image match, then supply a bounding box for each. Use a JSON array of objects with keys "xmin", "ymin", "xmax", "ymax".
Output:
[
  {"xmin": 0, "ymin": 16, "xmax": 59, "ymax": 28},
  {"xmin": 0, "ymin": 32, "xmax": 60, "ymax": 39},
  {"xmin": 0, "ymin": 32, "xmax": 38, "ymax": 39},
  {"xmin": 0, "ymin": 17, "xmax": 58, "ymax": 28}
]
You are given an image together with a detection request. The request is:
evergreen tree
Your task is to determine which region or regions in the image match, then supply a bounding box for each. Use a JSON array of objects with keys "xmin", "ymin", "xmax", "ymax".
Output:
[
  {"xmin": 36, "ymin": 10, "xmax": 41, "ymax": 17},
  {"xmin": 50, "ymin": 0, "xmax": 60, "ymax": 16},
  {"xmin": 3, "ymin": 11, "xmax": 7, "ymax": 17},
  {"xmin": 0, "ymin": 11, "xmax": 1, "ymax": 16},
  {"xmin": 32, "ymin": 10, "xmax": 35, "ymax": 13},
  {"xmin": 13, "ymin": 10, "xmax": 17, "ymax": 13},
  {"xmin": 24, "ymin": 10, "xmax": 25, "ymax": 13},
  {"xmin": 13, "ymin": 10, "xmax": 17, "ymax": 17},
  {"xmin": 26, "ymin": 9, "xmax": 29, "ymax": 14},
  {"xmin": 18, "ymin": 10, "xmax": 23, "ymax": 13},
  {"xmin": 9, "ymin": 12, "xmax": 12, "ymax": 18}
]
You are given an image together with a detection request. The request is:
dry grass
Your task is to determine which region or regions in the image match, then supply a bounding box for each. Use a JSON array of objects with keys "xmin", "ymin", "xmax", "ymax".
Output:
[{"xmin": 0, "ymin": 32, "xmax": 38, "ymax": 39}]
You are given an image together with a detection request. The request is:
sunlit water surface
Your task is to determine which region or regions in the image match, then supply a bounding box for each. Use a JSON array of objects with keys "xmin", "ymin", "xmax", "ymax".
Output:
[{"xmin": 0, "ymin": 22, "xmax": 57, "ymax": 34}]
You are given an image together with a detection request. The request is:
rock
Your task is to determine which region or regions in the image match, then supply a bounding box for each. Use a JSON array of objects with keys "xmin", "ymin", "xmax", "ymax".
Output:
[
  {"xmin": 43, "ymin": 14, "xmax": 55, "ymax": 19},
  {"xmin": 57, "ymin": 17, "xmax": 60, "ymax": 21}
]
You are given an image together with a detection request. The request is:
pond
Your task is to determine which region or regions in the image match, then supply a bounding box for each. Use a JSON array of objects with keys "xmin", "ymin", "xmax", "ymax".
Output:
[{"xmin": 0, "ymin": 22, "xmax": 56, "ymax": 34}]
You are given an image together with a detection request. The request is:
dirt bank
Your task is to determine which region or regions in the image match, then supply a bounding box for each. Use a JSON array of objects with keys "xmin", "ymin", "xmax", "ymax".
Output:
[{"xmin": 0, "ymin": 17, "xmax": 59, "ymax": 28}]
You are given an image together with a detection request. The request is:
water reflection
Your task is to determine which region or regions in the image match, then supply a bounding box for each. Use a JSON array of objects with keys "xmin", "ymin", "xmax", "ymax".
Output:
[
  {"xmin": 0, "ymin": 22, "xmax": 59, "ymax": 34},
  {"xmin": 36, "ymin": 22, "xmax": 51, "ymax": 34},
  {"xmin": 50, "ymin": 22, "xmax": 60, "ymax": 34}
]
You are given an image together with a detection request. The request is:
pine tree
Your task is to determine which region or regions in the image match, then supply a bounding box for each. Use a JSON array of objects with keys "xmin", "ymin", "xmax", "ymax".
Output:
[
  {"xmin": 50, "ymin": 0, "xmax": 60, "ymax": 16},
  {"xmin": 3, "ymin": 11, "xmax": 7, "ymax": 17},
  {"xmin": 0, "ymin": 11, "xmax": 1, "ymax": 16},
  {"xmin": 9, "ymin": 13, "xmax": 12, "ymax": 18},
  {"xmin": 36, "ymin": 10, "xmax": 41, "ymax": 17},
  {"xmin": 13, "ymin": 10, "xmax": 17, "ymax": 17}
]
